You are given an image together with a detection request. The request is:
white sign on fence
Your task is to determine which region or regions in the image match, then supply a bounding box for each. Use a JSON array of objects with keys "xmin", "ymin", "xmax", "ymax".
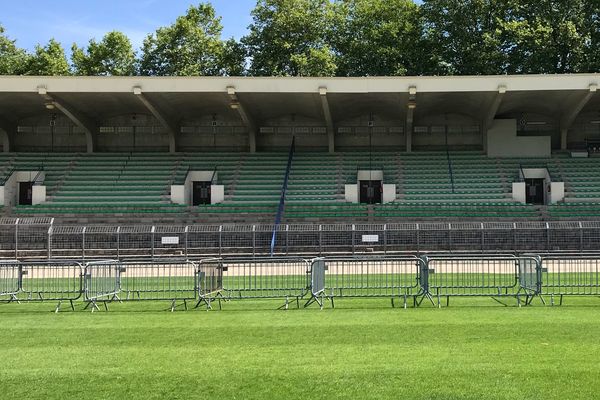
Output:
[
  {"xmin": 161, "ymin": 236, "xmax": 180, "ymax": 245},
  {"xmin": 362, "ymin": 235, "xmax": 379, "ymax": 243}
]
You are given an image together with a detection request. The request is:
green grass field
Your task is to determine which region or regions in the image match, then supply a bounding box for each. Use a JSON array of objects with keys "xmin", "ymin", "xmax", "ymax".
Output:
[{"xmin": 1, "ymin": 297, "xmax": 600, "ymax": 400}]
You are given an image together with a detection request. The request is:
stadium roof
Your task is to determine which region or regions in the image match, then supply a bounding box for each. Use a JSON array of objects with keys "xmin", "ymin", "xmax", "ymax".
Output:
[{"xmin": 0, "ymin": 74, "xmax": 598, "ymax": 152}]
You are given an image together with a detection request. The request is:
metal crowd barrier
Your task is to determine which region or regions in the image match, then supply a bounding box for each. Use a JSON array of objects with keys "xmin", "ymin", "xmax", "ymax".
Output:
[
  {"xmin": 119, "ymin": 260, "xmax": 198, "ymax": 311},
  {"xmin": 196, "ymin": 258, "xmax": 224, "ymax": 310},
  {"xmin": 423, "ymin": 255, "xmax": 541, "ymax": 307},
  {"xmin": 0, "ymin": 260, "xmax": 20, "ymax": 302},
  {"xmin": 305, "ymin": 256, "xmax": 425, "ymax": 309},
  {"xmin": 4, "ymin": 255, "xmax": 600, "ymax": 311},
  {"xmin": 538, "ymin": 255, "xmax": 600, "ymax": 305},
  {"xmin": 1, "ymin": 260, "xmax": 83, "ymax": 312},
  {"xmin": 84, "ymin": 261, "xmax": 121, "ymax": 311},
  {"xmin": 198, "ymin": 258, "xmax": 311, "ymax": 309}
]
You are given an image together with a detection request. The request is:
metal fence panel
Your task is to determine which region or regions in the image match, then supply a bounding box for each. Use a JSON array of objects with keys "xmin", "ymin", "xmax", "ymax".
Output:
[
  {"xmin": 482, "ymin": 222, "xmax": 514, "ymax": 252},
  {"xmin": 153, "ymin": 226, "xmax": 187, "ymax": 258},
  {"xmin": 216, "ymin": 257, "xmax": 310, "ymax": 301},
  {"xmin": 118, "ymin": 226, "xmax": 153, "ymax": 258},
  {"xmin": 0, "ymin": 219, "xmax": 17, "ymax": 258},
  {"xmin": 425, "ymin": 255, "xmax": 540, "ymax": 304},
  {"xmin": 386, "ymin": 223, "xmax": 418, "ymax": 252},
  {"xmin": 320, "ymin": 225, "xmax": 353, "ymax": 253},
  {"xmin": 540, "ymin": 255, "xmax": 600, "ymax": 299},
  {"xmin": 514, "ymin": 222, "xmax": 548, "ymax": 251},
  {"xmin": 0, "ymin": 260, "xmax": 20, "ymax": 301},
  {"xmin": 49, "ymin": 226, "xmax": 84, "ymax": 259},
  {"xmin": 449, "ymin": 223, "xmax": 483, "ymax": 252},
  {"xmin": 119, "ymin": 260, "xmax": 197, "ymax": 302},
  {"xmin": 18, "ymin": 261, "xmax": 83, "ymax": 303},
  {"xmin": 353, "ymin": 225, "xmax": 386, "ymax": 253},
  {"xmin": 84, "ymin": 226, "xmax": 119, "ymax": 259},
  {"xmin": 581, "ymin": 222, "xmax": 600, "ymax": 251},
  {"xmin": 187, "ymin": 226, "xmax": 220, "ymax": 256},
  {"xmin": 418, "ymin": 223, "xmax": 450, "ymax": 252},
  {"xmin": 84, "ymin": 261, "xmax": 121, "ymax": 304}
]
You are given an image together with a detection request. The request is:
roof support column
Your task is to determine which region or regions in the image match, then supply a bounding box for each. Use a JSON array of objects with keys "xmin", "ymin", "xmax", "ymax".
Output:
[
  {"xmin": 227, "ymin": 86, "xmax": 257, "ymax": 153},
  {"xmin": 319, "ymin": 87, "xmax": 335, "ymax": 153},
  {"xmin": 38, "ymin": 87, "xmax": 98, "ymax": 153},
  {"xmin": 133, "ymin": 87, "xmax": 179, "ymax": 153},
  {"xmin": 0, "ymin": 116, "xmax": 17, "ymax": 153},
  {"xmin": 405, "ymin": 86, "xmax": 417, "ymax": 153},
  {"xmin": 482, "ymin": 85, "xmax": 506, "ymax": 153},
  {"xmin": 559, "ymin": 84, "xmax": 597, "ymax": 150}
]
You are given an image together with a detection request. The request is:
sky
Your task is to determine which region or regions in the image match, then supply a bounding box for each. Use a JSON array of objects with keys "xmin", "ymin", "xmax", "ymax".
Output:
[{"xmin": 0, "ymin": 0, "xmax": 257, "ymax": 55}]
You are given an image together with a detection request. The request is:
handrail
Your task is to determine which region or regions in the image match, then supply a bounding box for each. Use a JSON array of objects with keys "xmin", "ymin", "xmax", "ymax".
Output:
[
  {"xmin": 210, "ymin": 166, "xmax": 218, "ymax": 184},
  {"xmin": 518, "ymin": 163, "xmax": 526, "ymax": 182},
  {"xmin": 445, "ymin": 146, "xmax": 455, "ymax": 194},
  {"xmin": 270, "ymin": 136, "xmax": 296, "ymax": 256},
  {"xmin": 33, "ymin": 166, "xmax": 44, "ymax": 186},
  {"xmin": 175, "ymin": 165, "xmax": 191, "ymax": 185},
  {"xmin": 0, "ymin": 166, "xmax": 15, "ymax": 186}
]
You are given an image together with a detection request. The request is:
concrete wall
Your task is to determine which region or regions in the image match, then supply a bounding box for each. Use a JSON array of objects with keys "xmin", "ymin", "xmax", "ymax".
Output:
[
  {"xmin": 357, "ymin": 170, "xmax": 384, "ymax": 181},
  {"xmin": 382, "ymin": 184, "xmax": 396, "ymax": 203},
  {"xmin": 344, "ymin": 184, "xmax": 358, "ymax": 203},
  {"xmin": 512, "ymin": 182, "xmax": 526, "ymax": 204},
  {"xmin": 488, "ymin": 119, "xmax": 551, "ymax": 157}
]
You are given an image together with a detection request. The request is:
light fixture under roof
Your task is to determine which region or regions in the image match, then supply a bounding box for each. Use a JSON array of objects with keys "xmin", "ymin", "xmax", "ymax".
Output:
[{"xmin": 44, "ymin": 101, "xmax": 55, "ymax": 110}]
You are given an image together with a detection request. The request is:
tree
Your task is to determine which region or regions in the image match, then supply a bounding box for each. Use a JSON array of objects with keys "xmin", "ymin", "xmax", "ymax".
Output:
[
  {"xmin": 421, "ymin": 0, "xmax": 510, "ymax": 75},
  {"xmin": 25, "ymin": 38, "xmax": 70, "ymax": 75},
  {"xmin": 220, "ymin": 38, "xmax": 247, "ymax": 76},
  {"xmin": 503, "ymin": 1, "xmax": 589, "ymax": 74},
  {"xmin": 139, "ymin": 2, "xmax": 225, "ymax": 76},
  {"xmin": 71, "ymin": 31, "xmax": 136, "ymax": 76},
  {"xmin": 332, "ymin": 0, "xmax": 429, "ymax": 76},
  {"xmin": 244, "ymin": 0, "xmax": 337, "ymax": 76},
  {"xmin": 0, "ymin": 25, "xmax": 28, "ymax": 75}
]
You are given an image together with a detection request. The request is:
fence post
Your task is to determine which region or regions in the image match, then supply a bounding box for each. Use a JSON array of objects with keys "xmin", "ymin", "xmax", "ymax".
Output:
[
  {"xmin": 448, "ymin": 223, "xmax": 452, "ymax": 252},
  {"xmin": 416, "ymin": 223, "xmax": 420, "ymax": 255},
  {"xmin": 14, "ymin": 218, "xmax": 19, "ymax": 259},
  {"xmin": 513, "ymin": 222, "xmax": 518, "ymax": 252},
  {"xmin": 546, "ymin": 222, "xmax": 550, "ymax": 251},
  {"xmin": 579, "ymin": 221, "xmax": 583, "ymax": 252},
  {"xmin": 47, "ymin": 226, "xmax": 53, "ymax": 259},
  {"xmin": 82, "ymin": 226, "xmax": 86, "ymax": 260},
  {"xmin": 285, "ymin": 225, "xmax": 289, "ymax": 256},
  {"xmin": 251, "ymin": 225, "xmax": 255, "ymax": 258},
  {"xmin": 184, "ymin": 226, "xmax": 189, "ymax": 258},
  {"xmin": 383, "ymin": 224, "xmax": 387, "ymax": 254},
  {"xmin": 151, "ymin": 226, "xmax": 155, "ymax": 260},
  {"xmin": 352, "ymin": 224, "xmax": 355, "ymax": 255},
  {"xmin": 116, "ymin": 226, "xmax": 121, "ymax": 260},
  {"xmin": 219, "ymin": 225, "xmax": 223, "ymax": 257},
  {"xmin": 319, "ymin": 225, "xmax": 323, "ymax": 255},
  {"xmin": 480, "ymin": 223, "xmax": 485, "ymax": 252}
]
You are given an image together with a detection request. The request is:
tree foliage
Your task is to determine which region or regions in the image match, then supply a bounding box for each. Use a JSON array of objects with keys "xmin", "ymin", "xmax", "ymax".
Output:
[
  {"xmin": 139, "ymin": 3, "xmax": 226, "ymax": 76},
  {"xmin": 332, "ymin": 0, "xmax": 428, "ymax": 76},
  {"xmin": 25, "ymin": 38, "xmax": 70, "ymax": 76},
  {"xmin": 71, "ymin": 31, "xmax": 136, "ymax": 76},
  {"xmin": 243, "ymin": 0, "xmax": 337, "ymax": 76},
  {"xmin": 1, "ymin": 1, "xmax": 600, "ymax": 77},
  {"xmin": 0, "ymin": 25, "xmax": 28, "ymax": 75}
]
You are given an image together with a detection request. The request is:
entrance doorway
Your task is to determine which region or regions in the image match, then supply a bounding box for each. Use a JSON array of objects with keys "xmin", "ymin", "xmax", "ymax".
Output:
[
  {"xmin": 359, "ymin": 180, "xmax": 382, "ymax": 204},
  {"xmin": 19, "ymin": 182, "xmax": 33, "ymax": 205},
  {"xmin": 192, "ymin": 181, "xmax": 211, "ymax": 205},
  {"xmin": 525, "ymin": 178, "xmax": 545, "ymax": 205}
]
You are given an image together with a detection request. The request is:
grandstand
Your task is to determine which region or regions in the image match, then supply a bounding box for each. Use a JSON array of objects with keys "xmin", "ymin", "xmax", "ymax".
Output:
[{"xmin": 1, "ymin": 74, "xmax": 600, "ymax": 231}]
